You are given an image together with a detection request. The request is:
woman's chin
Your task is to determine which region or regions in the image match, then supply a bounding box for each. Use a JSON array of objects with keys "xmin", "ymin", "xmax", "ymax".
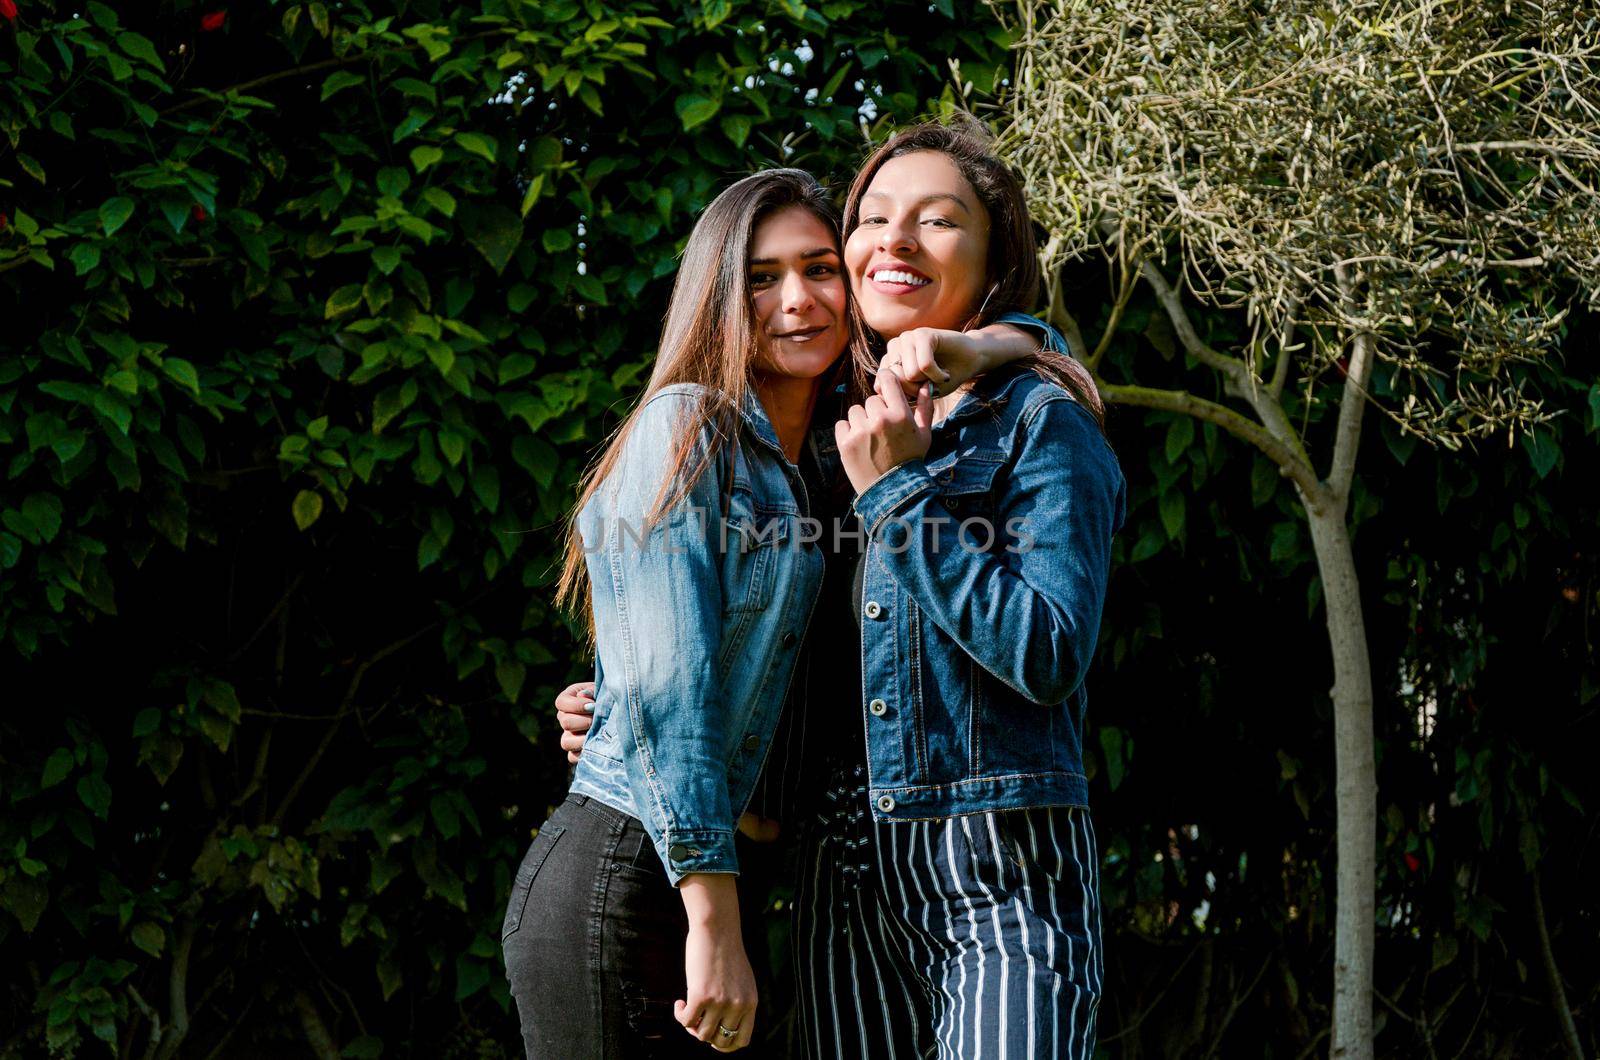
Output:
[
  {"xmin": 862, "ymin": 300, "xmax": 960, "ymax": 338},
  {"xmin": 760, "ymin": 348, "xmax": 846, "ymax": 382},
  {"xmin": 861, "ymin": 303, "xmax": 918, "ymax": 339}
]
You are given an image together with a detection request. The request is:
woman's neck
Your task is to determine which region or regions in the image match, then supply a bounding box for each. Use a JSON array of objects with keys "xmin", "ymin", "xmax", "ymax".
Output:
[{"xmin": 752, "ymin": 373, "xmax": 824, "ymax": 464}]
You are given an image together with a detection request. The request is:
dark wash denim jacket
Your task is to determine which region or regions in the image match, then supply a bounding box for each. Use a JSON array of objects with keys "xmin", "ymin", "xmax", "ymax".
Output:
[
  {"xmin": 568, "ymin": 313, "xmax": 1070, "ymax": 883},
  {"xmin": 569, "ymin": 383, "xmax": 830, "ymax": 885},
  {"xmin": 850, "ymin": 362, "xmax": 1127, "ymax": 822}
]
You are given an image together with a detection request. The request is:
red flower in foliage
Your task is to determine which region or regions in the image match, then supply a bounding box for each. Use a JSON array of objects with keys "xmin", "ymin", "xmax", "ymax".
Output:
[
  {"xmin": 200, "ymin": 9, "xmax": 226, "ymax": 31},
  {"xmin": 1404, "ymin": 852, "xmax": 1421, "ymax": 873},
  {"xmin": 0, "ymin": 0, "xmax": 19, "ymax": 24},
  {"xmin": 192, "ymin": 204, "xmax": 208, "ymax": 221}
]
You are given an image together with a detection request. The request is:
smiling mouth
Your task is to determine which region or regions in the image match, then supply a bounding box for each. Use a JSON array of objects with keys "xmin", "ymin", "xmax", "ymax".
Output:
[
  {"xmin": 867, "ymin": 267, "xmax": 932, "ymax": 289},
  {"xmin": 771, "ymin": 325, "xmax": 830, "ymax": 341}
]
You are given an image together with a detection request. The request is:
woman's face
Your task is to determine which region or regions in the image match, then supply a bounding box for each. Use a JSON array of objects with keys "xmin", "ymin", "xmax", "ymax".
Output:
[
  {"xmin": 844, "ymin": 150, "xmax": 991, "ymax": 339},
  {"xmin": 749, "ymin": 204, "xmax": 849, "ymax": 380}
]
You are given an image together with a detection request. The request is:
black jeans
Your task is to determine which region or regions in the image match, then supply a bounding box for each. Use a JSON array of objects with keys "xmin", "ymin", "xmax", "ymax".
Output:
[{"xmin": 502, "ymin": 794, "xmax": 795, "ymax": 1059}]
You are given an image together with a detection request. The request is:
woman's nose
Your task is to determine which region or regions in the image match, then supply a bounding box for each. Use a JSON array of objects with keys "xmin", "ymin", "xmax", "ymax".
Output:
[
  {"xmin": 781, "ymin": 272, "xmax": 814, "ymax": 314},
  {"xmin": 877, "ymin": 221, "xmax": 917, "ymax": 255}
]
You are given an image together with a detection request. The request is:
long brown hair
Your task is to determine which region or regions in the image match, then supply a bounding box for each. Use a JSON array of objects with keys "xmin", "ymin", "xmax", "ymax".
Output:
[
  {"xmin": 555, "ymin": 169, "xmax": 842, "ymax": 623},
  {"xmin": 842, "ymin": 114, "xmax": 1105, "ymax": 427}
]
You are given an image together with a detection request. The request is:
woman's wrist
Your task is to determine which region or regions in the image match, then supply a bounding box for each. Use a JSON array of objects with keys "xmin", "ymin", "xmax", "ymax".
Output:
[
  {"xmin": 679, "ymin": 873, "xmax": 742, "ymax": 933},
  {"xmin": 969, "ymin": 322, "xmax": 1038, "ymax": 373}
]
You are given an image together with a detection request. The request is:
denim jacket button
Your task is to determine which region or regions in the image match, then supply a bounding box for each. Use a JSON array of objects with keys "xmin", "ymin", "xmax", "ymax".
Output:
[
  {"xmin": 863, "ymin": 600, "xmax": 882, "ymax": 620},
  {"xmin": 742, "ymin": 734, "xmax": 760, "ymax": 752},
  {"xmin": 781, "ymin": 631, "xmax": 797, "ymax": 647},
  {"xmin": 868, "ymin": 698, "xmax": 887, "ymax": 717},
  {"xmin": 876, "ymin": 795, "xmax": 896, "ymax": 813},
  {"xmin": 668, "ymin": 843, "xmax": 691, "ymax": 862}
]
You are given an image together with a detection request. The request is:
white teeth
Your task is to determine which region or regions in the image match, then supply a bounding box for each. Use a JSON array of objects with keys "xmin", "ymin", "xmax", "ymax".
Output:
[{"xmin": 872, "ymin": 269, "xmax": 929, "ymax": 286}]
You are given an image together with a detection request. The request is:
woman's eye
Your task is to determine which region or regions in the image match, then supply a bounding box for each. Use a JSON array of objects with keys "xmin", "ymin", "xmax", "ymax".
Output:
[
  {"xmin": 750, "ymin": 272, "xmax": 776, "ymax": 286},
  {"xmin": 922, "ymin": 217, "xmax": 955, "ymax": 228},
  {"xmin": 807, "ymin": 264, "xmax": 837, "ymax": 277},
  {"xmin": 860, "ymin": 216, "xmax": 886, "ymax": 226}
]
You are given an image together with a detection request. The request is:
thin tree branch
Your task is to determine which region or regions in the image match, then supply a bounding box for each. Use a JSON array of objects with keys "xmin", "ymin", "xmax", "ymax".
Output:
[
  {"xmin": 1099, "ymin": 941, "xmax": 1208, "ymax": 1042},
  {"xmin": 198, "ymin": 996, "xmax": 255, "ymax": 1060},
  {"xmin": 1100, "ymin": 381, "xmax": 1326, "ymax": 507},
  {"xmin": 268, "ymin": 622, "xmax": 438, "ymax": 827},
  {"xmin": 1138, "ymin": 255, "xmax": 1318, "ymax": 475},
  {"xmin": 1138, "ymin": 259, "xmax": 1251, "ymax": 383},
  {"xmin": 1200, "ymin": 954, "xmax": 1274, "ymax": 1060},
  {"xmin": 1327, "ymin": 267, "xmax": 1376, "ymax": 512},
  {"xmin": 231, "ymin": 724, "xmax": 274, "ymax": 808},
  {"xmin": 126, "ymin": 984, "xmax": 161, "ymax": 1060},
  {"xmin": 293, "ymin": 991, "xmax": 342, "ymax": 1060},
  {"xmin": 1532, "ymin": 864, "xmax": 1587, "ymax": 1060},
  {"xmin": 225, "ymin": 573, "xmax": 305, "ymax": 666},
  {"xmin": 1268, "ymin": 304, "xmax": 1300, "ymax": 402},
  {"xmin": 1044, "ymin": 266, "xmax": 1091, "ymax": 361},
  {"xmin": 1088, "ymin": 267, "xmax": 1138, "ymax": 370},
  {"xmin": 1292, "ymin": 1027, "xmax": 1332, "ymax": 1060},
  {"xmin": 151, "ymin": 918, "xmax": 196, "ymax": 1060}
]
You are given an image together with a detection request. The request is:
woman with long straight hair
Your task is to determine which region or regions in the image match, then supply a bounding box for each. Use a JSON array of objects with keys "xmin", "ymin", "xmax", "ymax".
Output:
[
  {"xmin": 503, "ymin": 165, "xmax": 1056, "ymax": 1057},
  {"xmin": 804, "ymin": 115, "xmax": 1123, "ymax": 1059},
  {"xmin": 502, "ymin": 169, "xmax": 843, "ymax": 1057}
]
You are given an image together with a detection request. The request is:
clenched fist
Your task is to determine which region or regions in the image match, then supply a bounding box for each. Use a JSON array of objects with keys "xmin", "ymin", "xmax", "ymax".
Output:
[{"xmin": 835, "ymin": 364, "xmax": 934, "ymax": 497}]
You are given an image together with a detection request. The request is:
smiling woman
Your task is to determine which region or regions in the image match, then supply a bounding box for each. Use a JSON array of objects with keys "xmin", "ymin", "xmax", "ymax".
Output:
[
  {"xmin": 846, "ymin": 151, "xmax": 992, "ymax": 335},
  {"xmin": 798, "ymin": 116, "xmax": 1125, "ymax": 1060},
  {"xmin": 505, "ymin": 170, "xmax": 847, "ymax": 1058},
  {"xmin": 749, "ymin": 206, "xmax": 849, "ymax": 461}
]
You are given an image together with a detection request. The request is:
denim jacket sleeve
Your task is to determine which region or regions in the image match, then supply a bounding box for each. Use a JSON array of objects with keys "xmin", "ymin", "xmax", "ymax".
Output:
[
  {"xmin": 851, "ymin": 390, "xmax": 1125, "ymax": 705},
  {"xmin": 993, "ymin": 311, "xmax": 1073, "ymax": 356},
  {"xmin": 591, "ymin": 388, "xmax": 739, "ymax": 884}
]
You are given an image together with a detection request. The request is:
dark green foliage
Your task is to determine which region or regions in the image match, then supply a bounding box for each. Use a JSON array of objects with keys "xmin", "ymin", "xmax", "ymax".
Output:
[
  {"xmin": 1, "ymin": 1, "xmax": 1595, "ymax": 1056},
  {"xmin": 0, "ymin": 1, "xmax": 1008, "ymax": 1054}
]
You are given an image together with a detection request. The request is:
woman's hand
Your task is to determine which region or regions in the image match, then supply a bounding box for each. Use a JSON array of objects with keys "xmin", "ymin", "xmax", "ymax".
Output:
[
  {"xmin": 677, "ymin": 875, "xmax": 757, "ymax": 1051},
  {"xmin": 876, "ymin": 322, "xmax": 1040, "ymax": 397},
  {"xmin": 835, "ymin": 365, "xmax": 934, "ymax": 496},
  {"xmin": 554, "ymin": 681, "xmax": 594, "ymax": 764}
]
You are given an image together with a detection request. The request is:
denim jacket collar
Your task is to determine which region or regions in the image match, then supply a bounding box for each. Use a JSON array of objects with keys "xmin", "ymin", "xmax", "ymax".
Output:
[
  {"xmin": 935, "ymin": 363, "xmax": 1038, "ymax": 434},
  {"xmin": 734, "ymin": 386, "xmax": 786, "ymax": 458},
  {"xmin": 738, "ymin": 376, "xmax": 847, "ymax": 466}
]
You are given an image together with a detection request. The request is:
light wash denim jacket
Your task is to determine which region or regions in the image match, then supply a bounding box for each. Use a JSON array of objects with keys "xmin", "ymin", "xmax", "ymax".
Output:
[
  {"xmin": 569, "ymin": 383, "xmax": 828, "ymax": 885},
  {"xmin": 850, "ymin": 359, "xmax": 1126, "ymax": 822}
]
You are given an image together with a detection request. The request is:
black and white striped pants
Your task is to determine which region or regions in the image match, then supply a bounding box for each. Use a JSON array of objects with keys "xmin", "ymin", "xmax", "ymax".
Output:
[{"xmin": 794, "ymin": 765, "xmax": 1102, "ymax": 1059}]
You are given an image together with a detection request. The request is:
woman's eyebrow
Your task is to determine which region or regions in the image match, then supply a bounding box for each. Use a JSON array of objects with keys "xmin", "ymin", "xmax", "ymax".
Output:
[
  {"xmin": 860, "ymin": 190, "xmax": 972, "ymax": 214},
  {"xmin": 748, "ymin": 247, "xmax": 840, "ymax": 266}
]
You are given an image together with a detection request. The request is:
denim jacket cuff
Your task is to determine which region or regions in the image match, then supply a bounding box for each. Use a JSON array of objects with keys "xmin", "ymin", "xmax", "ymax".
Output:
[
  {"xmin": 658, "ymin": 828, "xmax": 738, "ymax": 887},
  {"xmin": 851, "ymin": 459, "xmax": 935, "ymax": 535}
]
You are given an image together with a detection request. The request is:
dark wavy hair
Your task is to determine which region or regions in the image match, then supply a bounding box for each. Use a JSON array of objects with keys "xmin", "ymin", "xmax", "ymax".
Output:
[{"xmin": 842, "ymin": 114, "xmax": 1105, "ymax": 428}]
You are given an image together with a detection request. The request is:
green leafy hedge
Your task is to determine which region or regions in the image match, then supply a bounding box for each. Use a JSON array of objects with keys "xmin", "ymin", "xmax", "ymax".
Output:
[{"xmin": 0, "ymin": 1, "xmax": 1011, "ymax": 1053}]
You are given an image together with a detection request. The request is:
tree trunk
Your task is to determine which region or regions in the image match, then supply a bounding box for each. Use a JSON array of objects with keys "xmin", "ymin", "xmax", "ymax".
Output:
[{"xmin": 1304, "ymin": 509, "xmax": 1377, "ymax": 1059}]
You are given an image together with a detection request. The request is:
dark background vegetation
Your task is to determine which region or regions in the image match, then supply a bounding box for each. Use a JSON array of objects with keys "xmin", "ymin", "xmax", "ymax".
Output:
[{"xmin": 1, "ymin": 1, "xmax": 1594, "ymax": 1056}]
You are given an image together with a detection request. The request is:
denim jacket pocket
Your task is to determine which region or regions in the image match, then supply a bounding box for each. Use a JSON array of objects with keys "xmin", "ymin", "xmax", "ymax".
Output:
[
  {"xmin": 720, "ymin": 494, "xmax": 789, "ymax": 614},
  {"xmin": 926, "ymin": 455, "xmax": 1004, "ymax": 552}
]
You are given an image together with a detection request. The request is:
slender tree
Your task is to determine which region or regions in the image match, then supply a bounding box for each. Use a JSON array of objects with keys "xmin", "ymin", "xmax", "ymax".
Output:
[{"xmin": 993, "ymin": 1, "xmax": 1600, "ymax": 1054}]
